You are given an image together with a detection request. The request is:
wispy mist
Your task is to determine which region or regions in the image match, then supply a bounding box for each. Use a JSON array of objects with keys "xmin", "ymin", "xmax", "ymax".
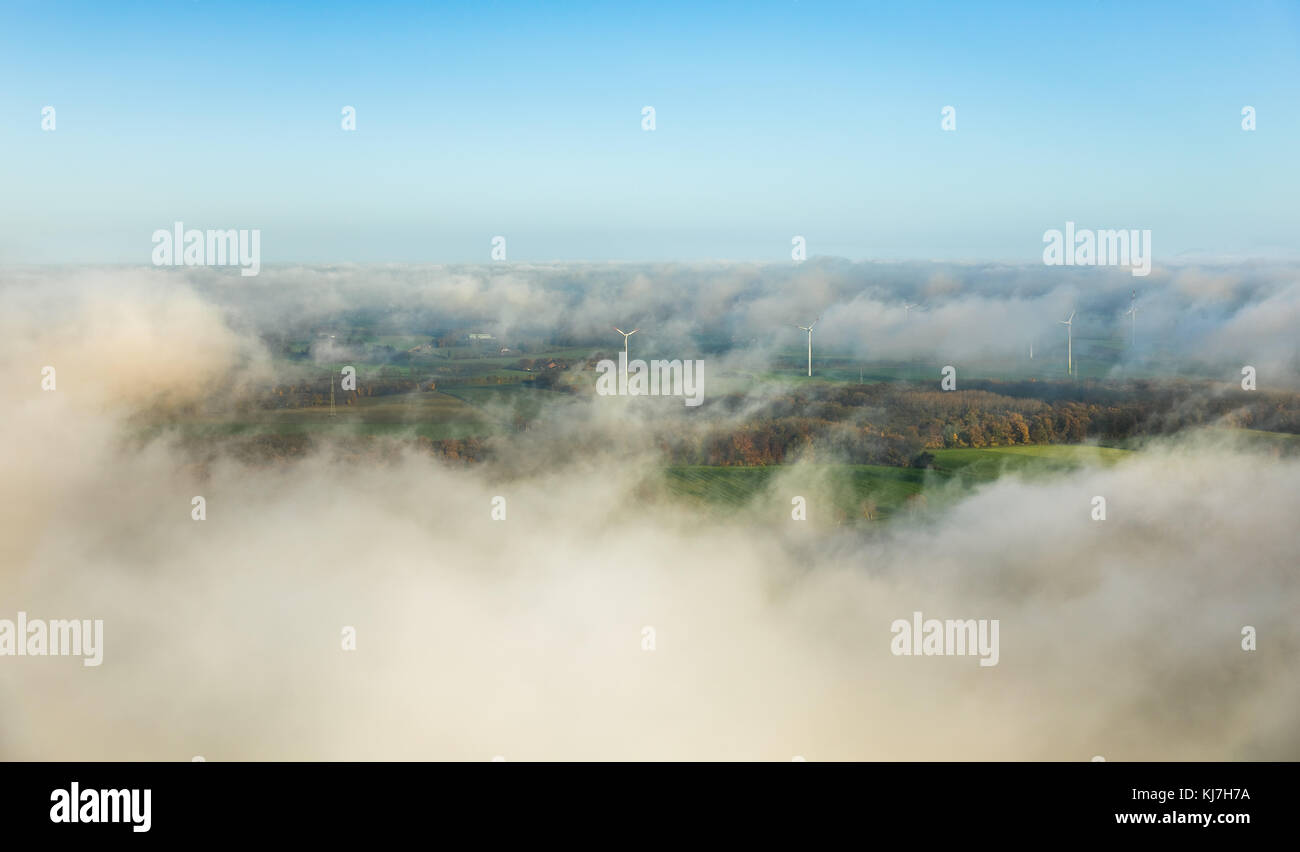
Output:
[{"xmin": 1, "ymin": 269, "xmax": 1294, "ymax": 759}]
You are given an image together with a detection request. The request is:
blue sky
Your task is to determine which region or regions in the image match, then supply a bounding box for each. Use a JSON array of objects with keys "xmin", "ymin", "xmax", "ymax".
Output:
[{"xmin": 2, "ymin": 0, "xmax": 1298, "ymax": 264}]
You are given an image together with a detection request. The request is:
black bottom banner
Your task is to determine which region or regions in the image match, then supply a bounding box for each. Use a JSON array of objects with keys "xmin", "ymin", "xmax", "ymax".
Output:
[{"xmin": 0, "ymin": 761, "xmax": 1284, "ymax": 839}]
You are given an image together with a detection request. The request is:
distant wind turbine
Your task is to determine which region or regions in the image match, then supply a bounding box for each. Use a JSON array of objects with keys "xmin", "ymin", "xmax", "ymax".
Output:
[
  {"xmin": 796, "ymin": 318, "xmax": 819, "ymax": 377},
  {"xmin": 614, "ymin": 326, "xmax": 639, "ymax": 358},
  {"xmin": 614, "ymin": 326, "xmax": 639, "ymax": 381},
  {"xmin": 1125, "ymin": 291, "xmax": 1137, "ymax": 347},
  {"xmin": 1059, "ymin": 310, "xmax": 1075, "ymax": 376}
]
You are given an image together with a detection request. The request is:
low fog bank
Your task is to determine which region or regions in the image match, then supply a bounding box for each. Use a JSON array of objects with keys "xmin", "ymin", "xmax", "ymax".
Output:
[
  {"xmin": 1, "ymin": 270, "xmax": 1296, "ymax": 760},
  {"xmin": 8, "ymin": 259, "xmax": 1299, "ymax": 380}
]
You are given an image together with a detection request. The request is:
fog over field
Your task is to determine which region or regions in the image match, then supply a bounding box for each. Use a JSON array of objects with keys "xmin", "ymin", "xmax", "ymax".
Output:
[
  {"xmin": 8, "ymin": 259, "xmax": 1299, "ymax": 378},
  {"xmin": 1, "ymin": 268, "xmax": 1295, "ymax": 760}
]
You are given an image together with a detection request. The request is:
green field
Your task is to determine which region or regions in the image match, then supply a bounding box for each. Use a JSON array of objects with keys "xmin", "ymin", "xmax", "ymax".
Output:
[
  {"xmin": 929, "ymin": 444, "xmax": 1128, "ymax": 480},
  {"xmin": 1206, "ymin": 427, "xmax": 1300, "ymax": 453},
  {"xmin": 162, "ymin": 390, "xmax": 496, "ymax": 440},
  {"xmin": 663, "ymin": 444, "xmax": 1132, "ymax": 522},
  {"xmin": 438, "ymin": 383, "xmax": 556, "ymax": 424},
  {"xmin": 160, "ymin": 372, "xmax": 583, "ymax": 441}
]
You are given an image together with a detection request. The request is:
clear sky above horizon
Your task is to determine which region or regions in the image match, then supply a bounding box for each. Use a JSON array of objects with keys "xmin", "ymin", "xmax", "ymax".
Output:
[{"xmin": 2, "ymin": 0, "xmax": 1298, "ymax": 266}]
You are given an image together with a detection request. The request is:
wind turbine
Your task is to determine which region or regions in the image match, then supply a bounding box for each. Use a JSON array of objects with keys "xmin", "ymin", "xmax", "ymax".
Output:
[
  {"xmin": 1059, "ymin": 310, "xmax": 1075, "ymax": 376},
  {"xmin": 1125, "ymin": 291, "xmax": 1137, "ymax": 347},
  {"xmin": 795, "ymin": 316, "xmax": 816, "ymax": 377},
  {"xmin": 614, "ymin": 326, "xmax": 639, "ymax": 385},
  {"xmin": 796, "ymin": 317, "xmax": 819, "ymax": 377},
  {"xmin": 614, "ymin": 327, "xmax": 639, "ymax": 360}
]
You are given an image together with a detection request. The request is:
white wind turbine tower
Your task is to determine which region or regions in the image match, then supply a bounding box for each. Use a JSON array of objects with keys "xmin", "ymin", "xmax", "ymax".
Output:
[
  {"xmin": 796, "ymin": 317, "xmax": 819, "ymax": 377},
  {"xmin": 614, "ymin": 326, "xmax": 639, "ymax": 382},
  {"xmin": 1059, "ymin": 310, "xmax": 1075, "ymax": 376},
  {"xmin": 616, "ymin": 325, "xmax": 642, "ymax": 359},
  {"xmin": 1125, "ymin": 290, "xmax": 1137, "ymax": 347}
]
